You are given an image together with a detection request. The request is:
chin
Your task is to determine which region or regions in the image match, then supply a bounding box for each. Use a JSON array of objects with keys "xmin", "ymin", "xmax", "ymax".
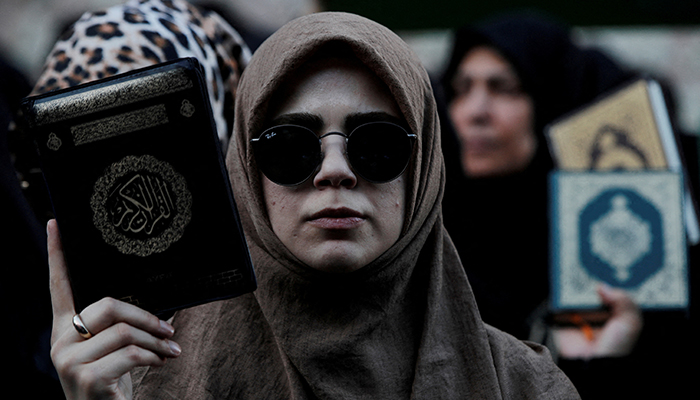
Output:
[
  {"xmin": 302, "ymin": 246, "xmax": 371, "ymax": 274},
  {"xmin": 465, "ymin": 161, "xmax": 518, "ymax": 178},
  {"xmin": 307, "ymin": 257, "xmax": 365, "ymax": 274}
]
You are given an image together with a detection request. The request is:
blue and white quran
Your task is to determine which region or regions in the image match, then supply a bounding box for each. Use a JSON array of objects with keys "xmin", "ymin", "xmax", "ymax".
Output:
[{"xmin": 550, "ymin": 171, "xmax": 688, "ymax": 311}]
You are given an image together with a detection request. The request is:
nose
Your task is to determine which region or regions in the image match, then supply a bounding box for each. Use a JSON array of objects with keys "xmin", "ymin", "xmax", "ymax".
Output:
[{"xmin": 312, "ymin": 133, "xmax": 357, "ymax": 188}]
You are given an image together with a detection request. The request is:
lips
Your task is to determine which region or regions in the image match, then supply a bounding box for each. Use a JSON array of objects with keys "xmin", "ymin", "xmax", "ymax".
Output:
[
  {"xmin": 307, "ymin": 207, "xmax": 365, "ymax": 229},
  {"xmin": 465, "ymin": 137, "xmax": 499, "ymax": 155}
]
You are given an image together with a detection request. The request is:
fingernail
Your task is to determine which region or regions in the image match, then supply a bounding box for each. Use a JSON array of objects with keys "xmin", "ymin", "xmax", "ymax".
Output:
[
  {"xmin": 168, "ymin": 340, "xmax": 181, "ymax": 356},
  {"xmin": 160, "ymin": 320, "xmax": 175, "ymax": 335}
]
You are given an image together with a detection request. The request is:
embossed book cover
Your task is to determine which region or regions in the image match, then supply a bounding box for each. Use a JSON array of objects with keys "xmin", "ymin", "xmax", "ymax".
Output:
[
  {"xmin": 546, "ymin": 79, "xmax": 669, "ymax": 171},
  {"xmin": 545, "ymin": 78, "xmax": 699, "ymax": 244},
  {"xmin": 550, "ymin": 171, "xmax": 688, "ymax": 311},
  {"xmin": 22, "ymin": 58, "xmax": 256, "ymax": 316}
]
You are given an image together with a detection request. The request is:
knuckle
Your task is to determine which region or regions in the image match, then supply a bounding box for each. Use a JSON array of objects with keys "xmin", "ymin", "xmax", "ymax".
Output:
[
  {"xmin": 123, "ymin": 344, "xmax": 145, "ymax": 362},
  {"xmin": 49, "ymin": 345, "xmax": 63, "ymax": 368},
  {"xmin": 51, "ymin": 354, "xmax": 70, "ymax": 377},
  {"xmin": 147, "ymin": 312, "xmax": 161, "ymax": 327},
  {"xmin": 96, "ymin": 297, "xmax": 122, "ymax": 317},
  {"xmin": 113, "ymin": 322, "xmax": 136, "ymax": 343},
  {"xmin": 49, "ymin": 336, "xmax": 67, "ymax": 363},
  {"xmin": 53, "ymin": 353, "xmax": 80, "ymax": 382},
  {"xmin": 51, "ymin": 343, "xmax": 77, "ymax": 375},
  {"xmin": 78, "ymin": 368, "xmax": 102, "ymax": 390}
]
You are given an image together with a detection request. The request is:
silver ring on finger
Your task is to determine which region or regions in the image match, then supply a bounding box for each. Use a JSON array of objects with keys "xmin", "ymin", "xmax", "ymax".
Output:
[{"xmin": 72, "ymin": 314, "xmax": 93, "ymax": 339}]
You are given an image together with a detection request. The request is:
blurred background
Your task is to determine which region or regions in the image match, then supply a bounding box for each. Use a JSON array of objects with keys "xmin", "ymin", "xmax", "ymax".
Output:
[
  {"xmin": 1, "ymin": 0, "xmax": 698, "ymax": 134},
  {"xmin": 0, "ymin": 0, "xmax": 696, "ymax": 395}
]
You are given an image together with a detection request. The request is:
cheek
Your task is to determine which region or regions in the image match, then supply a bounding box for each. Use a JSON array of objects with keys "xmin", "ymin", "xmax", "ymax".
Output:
[
  {"xmin": 500, "ymin": 103, "xmax": 537, "ymax": 166},
  {"xmin": 262, "ymin": 179, "xmax": 297, "ymax": 235},
  {"xmin": 447, "ymin": 100, "xmax": 469, "ymax": 141},
  {"xmin": 377, "ymin": 178, "xmax": 406, "ymax": 235},
  {"xmin": 447, "ymin": 101, "xmax": 461, "ymax": 124}
]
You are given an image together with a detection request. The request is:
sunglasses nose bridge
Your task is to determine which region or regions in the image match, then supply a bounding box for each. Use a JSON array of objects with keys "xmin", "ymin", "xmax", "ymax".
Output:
[
  {"xmin": 313, "ymin": 132, "xmax": 357, "ymax": 187},
  {"xmin": 317, "ymin": 131, "xmax": 351, "ymax": 164},
  {"xmin": 318, "ymin": 130, "xmax": 350, "ymax": 157},
  {"xmin": 318, "ymin": 131, "xmax": 349, "ymax": 140}
]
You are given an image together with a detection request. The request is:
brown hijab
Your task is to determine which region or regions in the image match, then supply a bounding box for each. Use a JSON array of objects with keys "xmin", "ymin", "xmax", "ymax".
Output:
[{"xmin": 133, "ymin": 12, "xmax": 579, "ymax": 399}]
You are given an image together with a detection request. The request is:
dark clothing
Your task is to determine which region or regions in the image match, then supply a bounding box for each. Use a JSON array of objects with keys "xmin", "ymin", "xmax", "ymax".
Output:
[
  {"xmin": 440, "ymin": 12, "xmax": 635, "ymax": 339},
  {"xmin": 439, "ymin": 12, "xmax": 694, "ymax": 399},
  {"xmin": 0, "ymin": 56, "xmax": 63, "ymax": 397}
]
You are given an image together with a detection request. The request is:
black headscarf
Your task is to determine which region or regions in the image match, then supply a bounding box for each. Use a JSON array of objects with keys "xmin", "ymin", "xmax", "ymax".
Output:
[
  {"xmin": 441, "ymin": 11, "xmax": 635, "ymax": 137},
  {"xmin": 439, "ymin": 12, "xmax": 637, "ymax": 339}
]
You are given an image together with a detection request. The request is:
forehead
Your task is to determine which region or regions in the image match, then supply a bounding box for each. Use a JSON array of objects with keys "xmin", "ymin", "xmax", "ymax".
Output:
[
  {"xmin": 456, "ymin": 46, "xmax": 518, "ymax": 78},
  {"xmin": 266, "ymin": 57, "xmax": 401, "ymax": 123}
]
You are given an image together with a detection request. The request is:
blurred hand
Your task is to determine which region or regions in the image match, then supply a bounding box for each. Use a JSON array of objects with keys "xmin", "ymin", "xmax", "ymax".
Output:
[
  {"xmin": 553, "ymin": 284, "xmax": 643, "ymax": 359},
  {"xmin": 48, "ymin": 219, "xmax": 181, "ymax": 400}
]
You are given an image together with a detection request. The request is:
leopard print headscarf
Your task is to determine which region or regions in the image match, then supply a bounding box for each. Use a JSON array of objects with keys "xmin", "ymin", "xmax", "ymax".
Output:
[{"xmin": 31, "ymin": 0, "xmax": 251, "ymax": 145}]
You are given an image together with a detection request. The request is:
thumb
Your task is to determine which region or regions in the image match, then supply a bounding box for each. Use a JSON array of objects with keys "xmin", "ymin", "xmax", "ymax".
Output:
[{"xmin": 597, "ymin": 284, "xmax": 638, "ymax": 316}]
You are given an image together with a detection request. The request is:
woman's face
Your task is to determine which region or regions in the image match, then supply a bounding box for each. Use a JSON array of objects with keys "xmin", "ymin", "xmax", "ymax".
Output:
[
  {"xmin": 448, "ymin": 46, "xmax": 537, "ymax": 177},
  {"xmin": 261, "ymin": 59, "xmax": 407, "ymax": 273}
]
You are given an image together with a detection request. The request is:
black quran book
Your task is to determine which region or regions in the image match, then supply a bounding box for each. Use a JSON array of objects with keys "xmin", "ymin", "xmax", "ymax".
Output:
[{"xmin": 21, "ymin": 58, "xmax": 256, "ymax": 316}]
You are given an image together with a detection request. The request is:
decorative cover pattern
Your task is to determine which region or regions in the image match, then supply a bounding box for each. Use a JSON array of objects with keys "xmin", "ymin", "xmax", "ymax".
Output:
[
  {"xmin": 550, "ymin": 171, "xmax": 687, "ymax": 310},
  {"xmin": 91, "ymin": 154, "xmax": 192, "ymax": 257},
  {"xmin": 21, "ymin": 58, "xmax": 256, "ymax": 316},
  {"xmin": 546, "ymin": 79, "xmax": 668, "ymax": 171}
]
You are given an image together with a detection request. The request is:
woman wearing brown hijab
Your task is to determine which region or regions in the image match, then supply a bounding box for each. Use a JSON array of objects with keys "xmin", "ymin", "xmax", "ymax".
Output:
[{"xmin": 48, "ymin": 11, "xmax": 580, "ymax": 399}]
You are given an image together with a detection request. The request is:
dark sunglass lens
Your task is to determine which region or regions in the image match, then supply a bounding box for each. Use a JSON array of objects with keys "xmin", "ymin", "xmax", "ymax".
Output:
[
  {"xmin": 253, "ymin": 126, "xmax": 320, "ymax": 185},
  {"xmin": 347, "ymin": 123, "xmax": 413, "ymax": 183}
]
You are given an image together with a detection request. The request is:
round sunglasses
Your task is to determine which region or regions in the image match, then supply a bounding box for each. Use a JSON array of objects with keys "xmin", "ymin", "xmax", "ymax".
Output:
[{"xmin": 251, "ymin": 121, "xmax": 416, "ymax": 186}]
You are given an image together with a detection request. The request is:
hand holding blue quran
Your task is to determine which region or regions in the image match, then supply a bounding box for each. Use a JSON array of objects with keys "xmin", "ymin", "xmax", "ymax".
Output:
[
  {"xmin": 547, "ymin": 79, "xmax": 691, "ymax": 313},
  {"xmin": 552, "ymin": 285, "xmax": 642, "ymax": 359}
]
